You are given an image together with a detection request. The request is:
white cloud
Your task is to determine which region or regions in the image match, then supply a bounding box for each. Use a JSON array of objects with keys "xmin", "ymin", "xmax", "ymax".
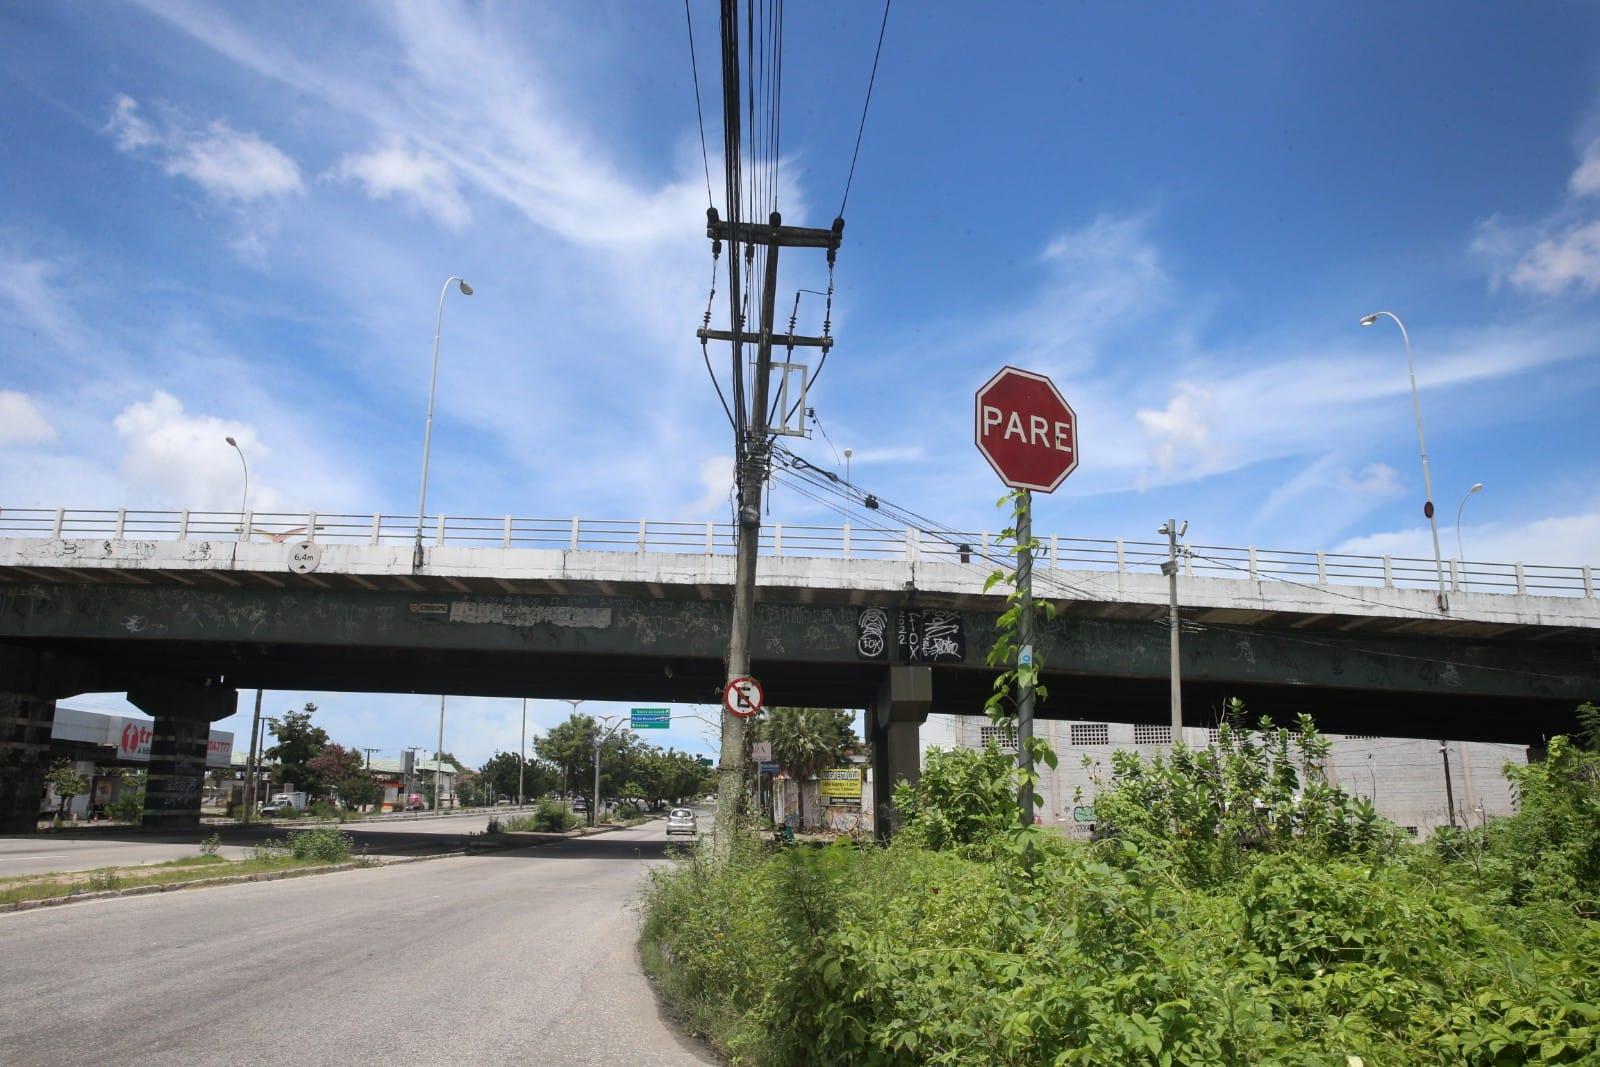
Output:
[
  {"xmin": 0, "ymin": 391, "xmax": 57, "ymax": 446},
  {"xmin": 106, "ymin": 94, "xmax": 156, "ymax": 150},
  {"xmin": 1569, "ymin": 139, "xmax": 1600, "ymax": 197},
  {"xmin": 112, "ymin": 391, "xmax": 277, "ymax": 510},
  {"xmin": 332, "ymin": 139, "xmax": 470, "ymax": 227},
  {"xmin": 685, "ymin": 454, "xmax": 734, "ymax": 518},
  {"xmin": 1337, "ymin": 463, "xmax": 1402, "ymax": 497},
  {"xmin": 1335, "ymin": 510, "xmax": 1600, "ymax": 569},
  {"xmin": 1507, "ymin": 220, "xmax": 1600, "ymax": 296},
  {"xmin": 105, "ymin": 95, "xmax": 303, "ymax": 202},
  {"xmin": 1136, "ymin": 385, "xmax": 1213, "ymax": 474},
  {"xmin": 1476, "ymin": 137, "xmax": 1600, "ymax": 296}
]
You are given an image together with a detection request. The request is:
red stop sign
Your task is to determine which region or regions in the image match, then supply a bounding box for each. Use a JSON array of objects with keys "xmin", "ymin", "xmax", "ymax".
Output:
[{"xmin": 974, "ymin": 366, "xmax": 1079, "ymax": 492}]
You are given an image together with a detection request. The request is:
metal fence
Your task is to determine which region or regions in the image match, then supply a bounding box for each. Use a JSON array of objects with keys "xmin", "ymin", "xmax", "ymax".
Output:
[{"xmin": 0, "ymin": 506, "xmax": 1594, "ymax": 598}]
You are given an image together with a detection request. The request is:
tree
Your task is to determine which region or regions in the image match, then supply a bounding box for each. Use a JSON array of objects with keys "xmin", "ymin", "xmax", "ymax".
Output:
[
  {"xmin": 767, "ymin": 707, "xmax": 856, "ymax": 781},
  {"xmin": 535, "ymin": 714, "xmax": 600, "ymax": 795},
  {"xmin": 45, "ymin": 759, "xmax": 88, "ymax": 821},
  {"xmin": 336, "ymin": 774, "xmax": 382, "ymax": 811},
  {"xmin": 265, "ymin": 703, "xmax": 330, "ymax": 796},
  {"xmin": 307, "ymin": 743, "xmax": 364, "ymax": 800}
]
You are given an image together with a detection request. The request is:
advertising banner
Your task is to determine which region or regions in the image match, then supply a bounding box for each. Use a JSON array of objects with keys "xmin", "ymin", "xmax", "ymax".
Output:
[{"xmin": 819, "ymin": 768, "xmax": 861, "ymax": 799}]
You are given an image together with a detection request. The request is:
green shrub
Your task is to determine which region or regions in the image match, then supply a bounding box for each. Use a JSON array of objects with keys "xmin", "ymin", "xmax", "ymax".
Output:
[
  {"xmin": 498, "ymin": 800, "xmax": 578, "ymax": 834},
  {"xmin": 107, "ymin": 773, "xmax": 144, "ymax": 823},
  {"xmin": 199, "ymin": 833, "xmax": 222, "ymax": 857},
  {"xmin": 892, "ymin": 743, "xmax": 1017, "ymax": 855},
  {"xmin": 643, "ymin": 716, "xmax": 1600, "ymax": 1065},
  {"xmin": 284, "ymin": 826, "xmax": 353, "ymax": 862}
]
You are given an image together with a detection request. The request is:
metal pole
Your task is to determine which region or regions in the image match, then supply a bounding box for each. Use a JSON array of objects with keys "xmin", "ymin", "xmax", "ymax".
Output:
[
  {"xmin": 415, "ymin": 276, "xmax": 471, "ymax": 570},
  {"xmin": 1016, "ymin": 490, "xmax": 1035, "ymax": 828},
  {"xmin": 226, "ymin": 437, "xmax": 249, "ymax": 541},
  {"xmin": 518, "ymin": 698, "xmax": 527, "ymax": 806},
  {"xmin": 593, "ymin": 731, "xmax": 602, "ymax": 828},
  {"xmin": 242, "ymin": 688, "xmax": 263, "ymax": 822},
  {"xmin": 1164, "ymin": 520, "xmax": 1183, "ymax": 750},
  {"xmin": 1362, "ymin": 311, "xmax": 1447, "ymax": 610},
  {"xmin": 1455, "ymin": 483, "xmax": 1483, "ymax": 588},
  {"xmin": 434, "ymin": 694, "xmax": 446, "ymax": 815},
  {"xmin": 1439, "ymin": 739, "xmax": 1458, "ymax": 830}
]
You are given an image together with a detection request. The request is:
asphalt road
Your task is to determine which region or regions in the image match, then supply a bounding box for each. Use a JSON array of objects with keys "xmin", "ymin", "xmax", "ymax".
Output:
[
  {"xmin": 0, "ymin": 818, "xmax": 713, "ymax": 1066},
  {"xmin": 0, "ymin": 811, "xmax": 521, "ymax": 877}
]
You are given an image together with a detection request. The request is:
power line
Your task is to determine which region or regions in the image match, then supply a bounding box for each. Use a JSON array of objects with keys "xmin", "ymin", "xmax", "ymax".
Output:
[
  {"xmin": 838, "ymin": 0, "xmax": 892, "ymax": 216},
  {"xmin": 682, "ymin": 0, "xmax": 715, "ymax": 208}
]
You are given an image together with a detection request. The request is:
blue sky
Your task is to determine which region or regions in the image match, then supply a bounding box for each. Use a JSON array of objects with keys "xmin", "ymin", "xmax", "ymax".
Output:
[{"xmin": 4, "ymin": 2, "xmax": 1599, "ymax": 764}]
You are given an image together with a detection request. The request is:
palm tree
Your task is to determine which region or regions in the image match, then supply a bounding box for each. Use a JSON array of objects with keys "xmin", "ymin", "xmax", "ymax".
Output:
[{"xmin": 766, "ymin": 707, "xmax": 856, "ymax": 826}]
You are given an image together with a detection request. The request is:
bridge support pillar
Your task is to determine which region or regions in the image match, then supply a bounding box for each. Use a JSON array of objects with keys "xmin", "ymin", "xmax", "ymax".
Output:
[
  {"xmin": 870, "ymin": 665, "xmax": 931, "ymax": 839},
  {"xmin": 0, "ymin": 646, "xmax": 100, "ymax": 833},
  {"xmin": 0, "ymin": 693, "xmax": 56, "ymax": 833},
  {"xmin": 128, "ymin": 680, "xmax": 236, "ymax": 830}
]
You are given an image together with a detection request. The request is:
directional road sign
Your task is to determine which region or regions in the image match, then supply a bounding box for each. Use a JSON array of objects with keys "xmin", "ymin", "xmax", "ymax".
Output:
[
  {"xmin": 974, "ymin": 365, "xmax": 1079, "ymax": 492},
  {"xmin": 631, "ymin": 708, "xmax": 670, "ymax": 729},
  {"xmin": 723, "ymin": 675, "xmax": 764, "ymax": 718}
]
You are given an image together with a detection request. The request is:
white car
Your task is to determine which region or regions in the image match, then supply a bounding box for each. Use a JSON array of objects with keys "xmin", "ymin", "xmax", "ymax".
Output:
[{"xmin": 666, "ymin": 808, "xmax": 698, "ymax": 836}]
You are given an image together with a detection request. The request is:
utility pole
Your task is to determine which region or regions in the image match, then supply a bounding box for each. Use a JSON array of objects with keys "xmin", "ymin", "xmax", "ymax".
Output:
[
  {"xmin": 242, "ymin": 688, "xmax": 264, "ymax": 823},
  {"xmin": 704, "ymin": 0, "xmax": 843, "ymax": 854},
  {"xmin": 1439, "ymin": 739, "xmax": 1458, "ymax": 830},
  {"xmin": 518, "ymin": 697, "xmax": 527, "ymax": 806},
  {"xmin": 1160, "ymin": 520, "xmax": 1187, "ymax": 750}
]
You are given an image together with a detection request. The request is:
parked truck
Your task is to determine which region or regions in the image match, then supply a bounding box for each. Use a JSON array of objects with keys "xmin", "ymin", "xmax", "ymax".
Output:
[{"xmin": 259, "ymin": 791, "xmax": 309, "ymax": 816}]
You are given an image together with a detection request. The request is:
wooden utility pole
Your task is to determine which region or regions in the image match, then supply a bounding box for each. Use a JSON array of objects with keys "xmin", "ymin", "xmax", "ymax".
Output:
[{"xmin": 707, "ymin": 0, "xmax": 842, "ymax": 853}]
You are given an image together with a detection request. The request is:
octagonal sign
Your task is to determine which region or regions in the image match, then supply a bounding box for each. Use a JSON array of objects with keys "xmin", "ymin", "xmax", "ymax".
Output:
[{"xmin": 974, "ymin": 366, "xmax": 1079, "ymax": 492}]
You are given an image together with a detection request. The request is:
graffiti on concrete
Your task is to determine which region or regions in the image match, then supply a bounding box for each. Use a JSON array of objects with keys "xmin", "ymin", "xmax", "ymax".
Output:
[
  {"xmin": 856, "ymin": 607, "xmax": 889, "ymax": 659},
  {"xmin": 899, "ymin": 609, "xmax": 965, "ymax": 663}
]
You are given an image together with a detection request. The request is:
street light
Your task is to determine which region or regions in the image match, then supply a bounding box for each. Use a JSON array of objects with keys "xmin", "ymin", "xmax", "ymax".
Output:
[
  {"xmin": 518, "ymin": 697, "xmax": 527, "ymax": 807},
  {"xmin": 1455, "ymin": 483, "xmax": 1484, "ymax": 571},
  {"xmin": 592, "ymin": 713, "xmax": 626, "ymax": 828},
  {"xmin": 843, "ymin": 447, "xmax": 853, "ymax": 485},
  {"xmin": 224, "ymin": 436, "xmax": 248, "ymax": 541},
  {"xmin": 414, "ymin": 276, "xmax": 474, "ymax": 570},
  {"xmin": 434, "ymin": 694, "xmax": 447, "ymax": 816},
  {"xmin": 1359, "ymin": 311, "xmax": 1448, "ymax": 610}
]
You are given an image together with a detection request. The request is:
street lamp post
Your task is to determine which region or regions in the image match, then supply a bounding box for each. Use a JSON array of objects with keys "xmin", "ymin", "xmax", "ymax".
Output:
[
  {"xmin": 434, "ymin": 694, "xmax": 447, "ymax": 815},
  {"xmin": 592, "ymin": 713, "xmax": 625, "ymax": 829},
  {"xmin": 225, "ymin": 436, "xmax": 249, "ymax": 541},
  {"xmin": 1359, "ymin": 311, "xmax": 1448, "ymax": 610},
  {"xmin": 1455, "ymin": 483, "xmax": 1485, "ymax": 583},
  {"xmin": 414, "ymin": 276, "xmax": 474, "ymax": 570},
  {"xmin": 518, "ymin": 697, "xmax": 527, "ymax": 807},
  {"xmin": 843, "ymin": 447, "xmax": 853, "ymax": 485}
]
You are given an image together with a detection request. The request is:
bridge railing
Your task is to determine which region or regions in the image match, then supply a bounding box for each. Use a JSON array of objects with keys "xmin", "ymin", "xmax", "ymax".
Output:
[{"xmin": 0, "ymin": 506, "xmax": 1594, "ymax": 599}]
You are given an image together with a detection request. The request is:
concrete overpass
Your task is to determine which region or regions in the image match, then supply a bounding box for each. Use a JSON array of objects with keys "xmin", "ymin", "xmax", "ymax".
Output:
[{"xmin": 0, "ymin": 507, "xmax": 1595, "ymax": 831}]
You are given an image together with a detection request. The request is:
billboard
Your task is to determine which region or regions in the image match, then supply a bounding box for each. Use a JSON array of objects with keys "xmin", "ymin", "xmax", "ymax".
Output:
[{"xmin": 819, "ymin": 768, "xmax": 861, "ymax": 799}]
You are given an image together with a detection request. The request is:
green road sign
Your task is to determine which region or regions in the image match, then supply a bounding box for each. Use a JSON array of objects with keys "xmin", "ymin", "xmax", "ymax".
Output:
[{"xmin": 631, "ymin": 707, "xmax": 670, "ymax": 729}]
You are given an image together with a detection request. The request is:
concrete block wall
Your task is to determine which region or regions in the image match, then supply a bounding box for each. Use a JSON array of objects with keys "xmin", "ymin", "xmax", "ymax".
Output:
[{"xmin": 921, "ymin": 714, "xmax": 1527, "ymax": 838}]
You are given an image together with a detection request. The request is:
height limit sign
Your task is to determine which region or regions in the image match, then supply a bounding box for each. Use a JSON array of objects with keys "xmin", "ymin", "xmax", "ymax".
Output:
[{"xmin": 723, "ymin": 676, "xmax": 764, "ymax": 718}]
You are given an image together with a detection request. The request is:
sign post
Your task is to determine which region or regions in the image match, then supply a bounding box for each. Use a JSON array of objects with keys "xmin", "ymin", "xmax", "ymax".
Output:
[
  {"xmin": 722, "ymin": 676, "xmax": 764, "ymax": 719},
  {"xmin": 974, "ymin": 366, "xmax": 1078, "ymax": 829}
]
